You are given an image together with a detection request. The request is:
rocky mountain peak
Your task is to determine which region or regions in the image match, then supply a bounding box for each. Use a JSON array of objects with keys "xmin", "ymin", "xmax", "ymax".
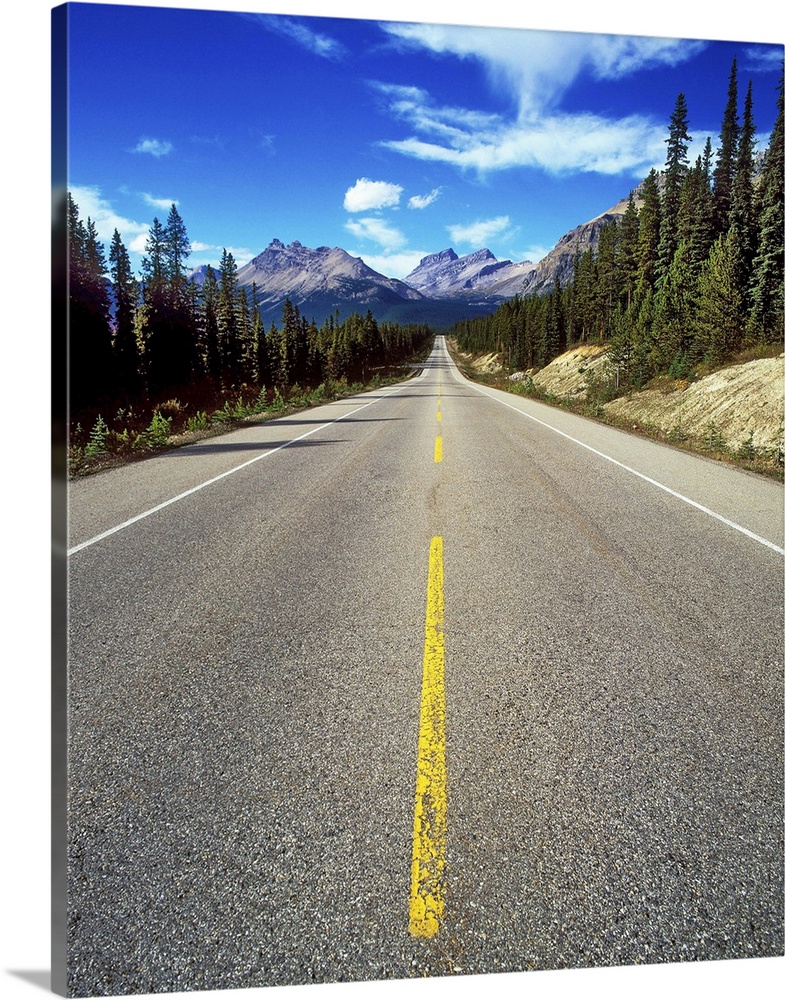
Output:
[
  {"xmin": 416, "ymin": 248, "xmax": 459, "ymax": 268},
  {"xmin": 464, "ymin": 248, "xmax": 498, "ymax": 264}
]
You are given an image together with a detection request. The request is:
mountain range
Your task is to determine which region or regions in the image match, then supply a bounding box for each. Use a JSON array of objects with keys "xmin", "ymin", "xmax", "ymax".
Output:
[{"xmin": 189, "ymin": 186, "xmax": 642, "ymax": 329}]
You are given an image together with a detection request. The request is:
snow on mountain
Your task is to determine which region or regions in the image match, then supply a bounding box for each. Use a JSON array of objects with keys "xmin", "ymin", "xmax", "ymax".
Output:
[
  {"xmin": 404, "ymin": 247, "xmax": 535, "ymax": 300},
  {"xmin": 236, "ymin": 239, "xmax": 424, "ymax": 304}
]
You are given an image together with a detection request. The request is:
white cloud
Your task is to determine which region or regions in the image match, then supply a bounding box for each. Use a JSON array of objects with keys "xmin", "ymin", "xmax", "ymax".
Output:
[
  {"xmin": 742, "ymin": 45, "xmax": 785, "ymax": 71},
  {"xmin": 351, "ymin": 249, "xmax": 432, "ymax": 280},
  {"xmin": 142, "ymin": 193, "xmax": 178, "ymax": 211},
  {"xmin": 448, "ymin": 215, "xmax": 513, "ymax": 246},
  {"xmin": 518, "ymin": 244, "xmax": 551, "ymax": 265},
  {"xmin": 188, "ymin": 244, "xmax": 255, "ymax": 268},
  {"xmin": 382, "ymin": 23, "xmax": 705, "ymax": 117},
  {"xmin": 344, "ymin": 216, "xmax": 406, "ymax": 251},
  {"xmin": 132, "ymin": 137, "xmax": 173, "ymax": 157},
  {"xmin": 128, "ymin": 233, "xmax": 149, "ymax": 254},
  {"xmin": 383, "ymin": 107, "xmax": 669, "ymax": 177},
  {"xmin": 375, "ymin": 25, "xmax": 707, "ymax": 178},
  {"xmin": 253, "ymin": 14, "xmax": 346, "ymax": 61},
  {"xmin": 343, "ymin": 177, "xmax": 404, "ymax": 212},
  {"xmin": 373, "ymin": 82, "xmax": 502, "ymax": 140},
  {"xmin": 68, "ymin": 185, "xmax": 149, "ymax": 246},
  {"xmin": 408, "ymin": 187, "xmax": 442, "ymax": 209},
  {"xmin": 224, "ymin": 246, "xmax": 255, "ymax": 267}
]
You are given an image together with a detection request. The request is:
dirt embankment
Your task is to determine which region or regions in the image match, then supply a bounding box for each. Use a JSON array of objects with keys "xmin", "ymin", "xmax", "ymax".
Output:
[
  {"xmin": 452, "ymin": 341, "xmax": 785, "ymax": 473},
  {"xmin": 602, "ymin": 355, "xmax": 784, "ymax": 456}
]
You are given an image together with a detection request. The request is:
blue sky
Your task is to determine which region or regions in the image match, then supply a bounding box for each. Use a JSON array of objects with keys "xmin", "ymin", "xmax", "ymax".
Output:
[
  {"xmin": 0, "ymin": 7, "xmax": 784, "ymax": 1000},
  {"xmin": 63, "ymin": 2, "xmax": 783, "ymax": 280}
]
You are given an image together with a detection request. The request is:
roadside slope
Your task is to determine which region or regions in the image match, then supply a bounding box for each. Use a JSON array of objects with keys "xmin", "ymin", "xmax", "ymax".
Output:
[
  {"xmin": 602, "ymin": 354, "xmax": 784, "ymax": 456},
  {"xmin": 451, "ymin": 341, "xmax": 784, "ymax": 475}
]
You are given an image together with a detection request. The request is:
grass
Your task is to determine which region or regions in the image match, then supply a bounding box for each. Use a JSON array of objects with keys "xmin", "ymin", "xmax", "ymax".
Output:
[{"xmin": 68, "ymin": 364, "xmax": 421, "ymax": 479}]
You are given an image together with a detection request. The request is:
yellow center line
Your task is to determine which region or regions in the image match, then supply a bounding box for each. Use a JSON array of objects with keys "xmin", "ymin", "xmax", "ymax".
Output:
[
  {"xmin": 409, "ymin": 536, "xmax": 447, "ymax": 938},
  {"xmin": 434, "ymin": 435, "xmax": 442, "ymax": 463}
]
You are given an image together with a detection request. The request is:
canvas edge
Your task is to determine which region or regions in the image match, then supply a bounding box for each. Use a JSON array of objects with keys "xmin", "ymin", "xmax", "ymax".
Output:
[{"xmin": 52, "ymin": 3, "xmax": 69, "ymax": 997}]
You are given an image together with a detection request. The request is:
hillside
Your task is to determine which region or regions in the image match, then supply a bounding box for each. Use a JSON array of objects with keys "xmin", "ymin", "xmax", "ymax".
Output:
[{"xmin": 450, "ymin": 341, "xmax": 785, "ymax": 477}]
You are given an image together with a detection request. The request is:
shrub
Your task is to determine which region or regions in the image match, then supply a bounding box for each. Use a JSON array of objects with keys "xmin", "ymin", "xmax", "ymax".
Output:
[
  {"xmin": 268, "ymin": 387, "xmax": 287, "ymax": 413},
  {"xmin": 186, "ymin": 411, "xmax": 209, "ymax": 432},
  {"xmin": 668, "ymin": 352, "xmax": 696, "ymax": 381},
  {"xmin": 253, "ymin": 387, "xmax": 267, "ymax": 413},
  {"xmin": 738, "ymin": 431, "xmax": 757, "ymax": 462},
  {"xmin": 156, "ymin": 398, "xmax": 185, "ymax": 420},
  {"xmin": 704, "ymin": 420, "xmax": 727, "ymax": 454},
  {"xmin": 145, "ymin": 410, "xmax": 172, "ymax": 448},
  {"xmin": 84, "ymin": 415, "xmax": 109, "ymax": 458},
  {"xmin": 667, "ymin": 416, "xmax": 688, "ymax": 443}
]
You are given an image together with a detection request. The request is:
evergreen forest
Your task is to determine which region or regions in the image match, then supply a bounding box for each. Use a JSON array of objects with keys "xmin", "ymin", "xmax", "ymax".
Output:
[
  {"xmin": 63, "ymin": 61, "xmax": 783, "ymax": 471},
  {"xmin": 451, "ymin": 64, "xmax": 784, "ymax": 390},
  {"xmin": 65, "ymin": 193, "xmax": 433, "ymax": 469}
]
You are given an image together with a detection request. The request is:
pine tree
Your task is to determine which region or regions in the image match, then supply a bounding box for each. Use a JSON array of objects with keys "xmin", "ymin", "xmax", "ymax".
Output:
[
  {"xmin": 652, "ymin": 242, "xmax": 699, "ymax": 374},
  {"xmin": 616, "ymin": 193, "xmax": 640, "ymax": 310},
  {"xmin": 631, "ymin": 287, "xmax": 658, "ymax": 383},
  {"xmin": 139, "ymin": 217, "xmax": 168, "ymax": 392},
  {"xmin": 236, "ymin": 287, "xmax": 254, "ymax": 382},
  {"xmin": 546, "ymin": 278, "xmax": 566, "ymax": 358},
  {"xmin": 635, "ymin": 169, "xmax": 661, "ymax": 296},
  {"xmin": 656, "ymin": 93, "xmax": 692, "ymax": 284},
  {"xmin": 163, "ymin": 204, "xmax": 196, "ymax": 387},
  {"xmin": 279, "ymin": 298, "xmax": 301, "ymax": 387},
  {"xmin": 677, "ymin": 142, "xmax": 714, "ymax": 275},
  {"xmin": 252, "ymin": 289, "xmax": 269, "ymax": 387},
  {"xmin": 266, "ymin": 320, "xmax": 283, "ymax": 385},
  {"xmin": 140, "ymin": 211, "xmax": 196, "ymax": 393},
  {"xmin": 140, "ymin": 217, "xmax": 167, "ymax": 300},
  {"xmin": 84, "ymin": 218, "xmax": 112, "ymax": 331},
  {"xmin": 748, "ymin": 67, "xmax": 784, "ymax": 343},
  {"xmin": 164, "ymin": 205, "xmax": 190, "ymax": 302},
  {"xmin": 198, "ymin": 265, "xmax": 222, "ymax": 382},
  {"xmin": 570, "ymin": 248, "xmax": 597, "ymax": 342},
  {"xmin": 694, "ymin": 229, "xmax": 745, "ymax": 363},
  {"xmin": 306, "ymin": 318, "xmax": 323, "ymax": 385},
  {"xmin": 714, "ymin": 58, "xmax": 740, "ymax": 237},
  {"xmin": 67, "ymin": 194, "xmax": 115, "ymax": 410},
  {"xmin": 67, "ymin": 192, "xmax": 87, "ymax": 293},
  {"xmin": 595, "ymin": 220, "xmax": 619, "ymax": 340},
  {"xmin": 218, "ymin": 248, "xmax": 240, "ymax": 380},
  {"xmin": 729, "ymin": 80, "xmax": 757, "ymax": 312},
  {"xmin": 108, "ymin": 228, "xmax": 140, "ymax": 398}
]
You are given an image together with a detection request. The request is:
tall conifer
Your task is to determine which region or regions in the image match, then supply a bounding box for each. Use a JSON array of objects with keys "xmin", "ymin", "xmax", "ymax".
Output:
[
  {"xmin": 635, "ymin": 170, "xmax": 661, "ymax": 296},
  {"xmin": 714, "ymin": 58, "xmax": 740, "ymax": 236},
  {"xmin": 218, "ymin": 248, "xmax": 240, "ymax": 380},
  {"xmin": 67, "ymin": 194, "xmax": 115, "ymax": 410},
  {"xmin": 108, "ymin": 228, "xmax": 140, "ymax": 397},
  {"xmin": 749, "ymin": 67, "xmax": 784, "ymax": 342},
  {"xmin": 730, "ymin": 80, "xmax": 757, "ymax": 311},
  {"xmin": 656, "ymin": 93, "xmax": 692, "ymax": 284}
]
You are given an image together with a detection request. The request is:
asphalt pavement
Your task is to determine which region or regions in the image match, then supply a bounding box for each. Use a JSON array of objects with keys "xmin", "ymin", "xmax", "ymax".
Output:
[{"xmin": 65, "ymin": 336, "xmax": 784, "ymax": 994}]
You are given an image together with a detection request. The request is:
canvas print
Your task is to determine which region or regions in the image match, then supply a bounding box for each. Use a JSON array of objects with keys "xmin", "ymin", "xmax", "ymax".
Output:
[{"xmin": 53, "ymin": 1, "xmax": 785, "ymax": 996}]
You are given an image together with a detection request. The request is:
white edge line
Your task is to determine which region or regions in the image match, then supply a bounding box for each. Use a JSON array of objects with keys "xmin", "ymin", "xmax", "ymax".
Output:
[
  {"xmin": 68, "ymin": 387, "xmax": 405, "ymax": 556},
  {"xmin": 450, "ymin": 362, "xmax": 784, "ymax": 557}
]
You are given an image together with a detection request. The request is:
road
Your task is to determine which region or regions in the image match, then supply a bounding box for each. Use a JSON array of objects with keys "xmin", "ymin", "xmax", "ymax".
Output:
[{"xmin": 65, "ymin": 335, "xmax": 784, "ymax": 994}]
